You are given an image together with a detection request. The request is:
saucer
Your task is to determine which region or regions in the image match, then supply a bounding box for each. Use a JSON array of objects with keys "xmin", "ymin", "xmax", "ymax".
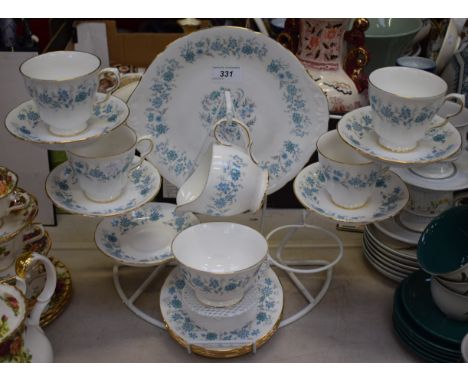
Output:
[
  {"xmin": 0, "ymin": 229, "xmax": 52, "ymax": 282},
  {"xmin": 362, "ymin": 246, "xmax": 406, "ymax": 282},
  {"xmin": 45, "ymin": 159, "xmax": 161, "ymax": 217},
  {"xmin": 337, "ymin": 106, "xmax": 462, "ymax": 166},
  {"xmin": 293, "ymin": 163, "xmax": 409, "ymax": 224},
  {"xmin": 95, "ymin": 203, "xmax": 199, "ymax": 267},
  {"xmin": 160, "ymin": 266, "xmax": 283, "ymax": 358},
  {"xmin": 5, "ymin": 94, "xmax": 129, "ymax": 148},
  {"xmin": 0, "ymin": 189, "xmax": 38, "ymax": 241},
  {"xmin": 373, "ymin": 215, "xmax": 421, "ymax": 246},
  {"xmin": 391, "ymin": 149, "xmax": 468, "ymax": 191},
  {"xmin": 400, "ymin": 271, "xmax": 468, "ymax": 346}
]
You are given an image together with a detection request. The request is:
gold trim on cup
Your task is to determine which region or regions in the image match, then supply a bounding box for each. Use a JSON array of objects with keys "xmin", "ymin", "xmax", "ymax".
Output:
[
  {"xmin": 0, "ymin": 189, "xmax": 38, "ymax": 244},
  {"xmin": 19, "ymin": 50, "xmax": 102, "ymax": 82},
  {"xmin": 368, "ymin": 66, "xmax": 448, "ymax": 100}
]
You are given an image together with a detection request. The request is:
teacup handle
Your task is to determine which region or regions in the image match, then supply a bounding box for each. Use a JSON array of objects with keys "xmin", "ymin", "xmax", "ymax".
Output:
[
  {"xmin": 95, "ymin": 67, "xmax": 121, "ymax": 105},
  {"xmin": 129, "ymin": 135, "xmax": 154, "ymax": 173},
  {"xmin": 22, "ymin": 223, "xmax": 45, "ymax": 246},
  {"xmin": 7, "ymin": 189, "xmax": 30, "ymax": 214},
  {"xmin": 432, "ymin": 93, "xmax": 465, "ymax": 128},
  {"xmin": 212, "ymin": 117, "xmax": 258, "ymax": 164},
  {"xmin": 14, "ymin": 252, "xmax": 57, "ymax": 327}
]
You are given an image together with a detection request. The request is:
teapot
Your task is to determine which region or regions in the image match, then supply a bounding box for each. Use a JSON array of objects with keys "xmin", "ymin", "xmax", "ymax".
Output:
[{"xmin": 0, "ymin": 252, "xmax": 56, "ymax": 362}]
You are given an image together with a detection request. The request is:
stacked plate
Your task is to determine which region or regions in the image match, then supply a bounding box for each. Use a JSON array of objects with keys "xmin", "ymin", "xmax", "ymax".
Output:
[
  {"xmin": 362, "ymin": 223, "xmax": 419, "ymax": 282},
  {"xmin": 393, "ymin": 271, "xmax": 466, "ymax": 362}
]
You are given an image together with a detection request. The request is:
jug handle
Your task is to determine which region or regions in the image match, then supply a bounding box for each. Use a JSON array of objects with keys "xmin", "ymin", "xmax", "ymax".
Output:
[
  {"xmin": 212, "ymin": 117, "xmax": 258, "ymax": 165},
  {"xmin": 15, "ymin": 252, "xmax": 57, "ymax": 327}
]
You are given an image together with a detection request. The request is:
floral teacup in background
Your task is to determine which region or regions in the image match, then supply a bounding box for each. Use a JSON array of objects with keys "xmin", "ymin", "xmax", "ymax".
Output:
[
  {"xmin": 67, "ymin": 125, "xmax": 153, "ymax": 203},
  {"xmin": 317, "ymin": 129, "xmax": 382, "ymax": 209},
  {"xmin": 369, "ymin": 66, "xmax": 464, "ymax": 152},
  {"xmin": 20, "ymin": 51, "xmax": 120, "ymax": 136},
  {"xmin": 0, "ymin": 167, "xmax": 30, "ymax": 227}
]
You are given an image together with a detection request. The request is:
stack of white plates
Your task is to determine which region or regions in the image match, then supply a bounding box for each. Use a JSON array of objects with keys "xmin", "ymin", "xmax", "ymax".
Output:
[{"xmin": 363, "ymin": 223, "xmax": 420, "ymax": 282}]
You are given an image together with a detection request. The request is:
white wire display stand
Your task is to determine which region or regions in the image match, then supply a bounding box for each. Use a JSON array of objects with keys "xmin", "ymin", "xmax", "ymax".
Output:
[
  {"xmin": 112, "ymin": 92, "xmax": 345, "ymax": 354},
  {"xmin": 112, "ymin": 199, "xmax": 344, "ymax": 349}
]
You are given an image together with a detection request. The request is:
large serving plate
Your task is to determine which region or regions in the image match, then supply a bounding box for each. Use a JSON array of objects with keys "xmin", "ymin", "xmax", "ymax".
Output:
[{"xmin": 127, "ymin": 26, "xmax": 329, "ymax": 194}]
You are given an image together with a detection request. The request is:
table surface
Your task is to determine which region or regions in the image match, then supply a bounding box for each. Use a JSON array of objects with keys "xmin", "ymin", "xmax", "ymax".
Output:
[{"xmin": 41, "ymin": 209, "xmax": 420, "ymax": 363}]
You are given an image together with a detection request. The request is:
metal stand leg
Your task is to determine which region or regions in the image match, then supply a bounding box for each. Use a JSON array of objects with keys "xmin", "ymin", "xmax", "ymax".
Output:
[
  {"xmin": 112, "ymin": 263, "xmax": 167, "ymax": 329},
  {"xmin": 261, "ymin": 202, "xmax": 343, "ymax": 328}
]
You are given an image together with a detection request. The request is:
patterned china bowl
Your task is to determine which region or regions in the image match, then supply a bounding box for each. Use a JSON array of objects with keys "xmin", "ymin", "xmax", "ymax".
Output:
[{"xmin": 171, "ymin": 222, "xmax": 268, "ymax": 307}]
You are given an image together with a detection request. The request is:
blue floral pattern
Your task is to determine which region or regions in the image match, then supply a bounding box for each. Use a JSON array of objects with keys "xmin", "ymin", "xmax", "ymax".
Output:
[
  {"xmin": 294, "ymin": 163, "xmax": 408, "ymax": 223},
  {"xmin": 96, "ymin": 203, "xmax": 199, "ymax": 265},
  {"xmin": 370, "ymin": 95, "xmax": 437, "ymax": 128},
  {"xmin": 320, "ymin": 164, "xmax": 379, "ymax": 190},
  {"xmin": 337, "ymin": 106, "xmax": 461, "ymax": 164},
  {"xmin": 128, "ymin": 27, "xmax": 328, "ymax": 193},
  {"xmin": 160, "ymin": 267, "xmax": 282, "ymax": 347},
  {"xmin": 69, "ymin": 153, "xmax": 133, "ymax": 182},
  {"xmin": 46, "ymin": 160, "xmax": 161, "ymax": 216},
  {"xmin": 26, "ymin": 77, "xmax": 97, "ymax": 110},
  {"xmin": 205, "ymin": 154, "xmax": 247, "ymax": 215},
  {"xmin": 7, "ymin": 98, "xmax": 127, "ymax": 143}
]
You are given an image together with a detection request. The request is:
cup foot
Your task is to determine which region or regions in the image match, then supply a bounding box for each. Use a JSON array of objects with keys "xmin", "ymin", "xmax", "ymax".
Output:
[
  {"xmin": 83, "ymin": 189, "xmax": 124, "ymax": 204},
  {"xmin": 47, "ymin": 122, "xmax": 89, "ymax": 137},
  {"xmin": 378, "ymin": 137, "xmax": 417, "ymax": 153},
  {"xmin": 195, "ymin": 292, "xmax": 243, "ymax": 308},
  {"xmin": 330, "ymin": 196, "xmax": 368, "ymax": 210},
  {"xmin": 410, "ymin": 162, "xmax": 456, "ymax": 180}
]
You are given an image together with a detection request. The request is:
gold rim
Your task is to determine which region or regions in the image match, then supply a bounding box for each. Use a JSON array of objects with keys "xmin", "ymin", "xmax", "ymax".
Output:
[
  {"xmin": 293, "ymin": 163, "xmax": 410, "ymax": 225},
  {"xmin": 165, "ymin": 313, "xmax": 282, "ymax": 358},
  {"xmin": 316, "ymin": 130, "xmax": 374, "ymax": 166},
  {"xmin": 163, "ymin": 267, "xmax": 284, "ymax": 358},
  {"xmin": 0, "ymin": 189, "xmax": 38, "ymax": 243},
  {"xmin": 67, "ymin": 125, "xmax": 139, "ymax": 159},
  {"xmin": 368, "ymin": 66, "xmax": 448, "ymax": 100},
  {"xmin": 337, "ymin": 117, "xmax": 463, "ymax": 165},
  {"xmin": 4, "ymin": 96, "xmax": 129, "ymax": 145},
  {"xmin": 44, "ymin": 161, "xmax": 162, "ymax": 218},
  {"xmin": 19, "ymin": 50, "xmax": 101, "ymax": 82},
  {"xmin": 171, "ymin": 223, "xmax": 268, "ymax": 276}
]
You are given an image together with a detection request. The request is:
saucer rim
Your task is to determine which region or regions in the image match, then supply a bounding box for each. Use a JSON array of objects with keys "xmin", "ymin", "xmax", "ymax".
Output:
[
  {"xmin": 45, "ymin": 159, "xmax": 161, "ymax": 218},
  {"xmin": 4, "ymin": 94, "xmax": 129, "ymax": 145},
  {"xmin": 373, "ymin": 216, "xmax": 420, "ymax": 246},
  {"xmin": 293, "ymin": 162, "xmax": 410, "ymax": 224},
  {"xmin": 161, "ymin": 266, "xmax": 284, "ymax": 358},
  {"xmin": 94, "ymin": 203, "xmax": 199, "ymax": 267},
  {"xmin": 337, "ymin": 106, "xmax": 462, "ymax": 166}
]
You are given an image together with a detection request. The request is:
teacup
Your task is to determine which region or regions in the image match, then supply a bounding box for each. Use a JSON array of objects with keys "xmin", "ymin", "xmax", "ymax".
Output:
[
  {"xmin": 436, "ymin": 276, "xmax": 468, "ymax": 295},
  {"xmin": 406, "ymin": 185, "xmax": 452, "ymax": 217},
  {"xmin": 369, "ymin": 66, "xmax": 465, "ymax": 152},
  {"xmin": 172, "ymin": 222, "xmax": 268, "ymax": 307},
  {"xmin": 0, "ymin": 223, "xmax": 45, "ymax": 271},
  {"xmin": 20, "ymin": 51, "xmax": 120, "ymax": 136},
  {"xmin": 430, "ymin": 277, "xmax": 468, "ymax": 321},
  {"xmin": 462, "ymin": 333, "xmax": 468, "ymax": 362},
  {"xmin": 66, "ymin": 124, "xmax": 153, "ymax": 203},
  {"xmin": 0, "ymin": 252, "xmax": 56, "ymax": 363},
  {"xmin": 317, "ymin": 129, "xmax": 381, "ymax": 209},
  {"xmin": 0, "ymin": 167, "xmax": 30, "ymax": 225}
]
